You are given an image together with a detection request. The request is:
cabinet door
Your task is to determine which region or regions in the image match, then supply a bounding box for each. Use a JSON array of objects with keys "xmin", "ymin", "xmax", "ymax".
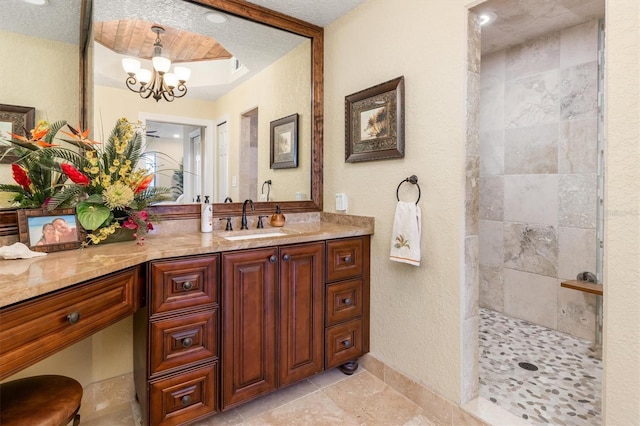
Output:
[
  {"xmin": 222, "ymin": 248, "xmax": 278, "ymax": 409},
  {"xmin": 278, "ymin": 242, "xmax": 324, "ymax": 386}
]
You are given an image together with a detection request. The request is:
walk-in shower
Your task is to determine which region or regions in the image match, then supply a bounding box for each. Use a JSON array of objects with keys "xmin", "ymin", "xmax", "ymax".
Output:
[{"xmin": 474, "ymin": 1, "xmax": 605, "ymax": 423}]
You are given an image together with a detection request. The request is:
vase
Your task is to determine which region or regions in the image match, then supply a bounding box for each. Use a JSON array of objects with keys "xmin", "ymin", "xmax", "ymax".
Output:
[{"xmin": 102, "ymin": 227, "xmax": 136, "ymax": 244}]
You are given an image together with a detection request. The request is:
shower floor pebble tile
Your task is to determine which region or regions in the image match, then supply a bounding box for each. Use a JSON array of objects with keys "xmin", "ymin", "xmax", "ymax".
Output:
[{"xmin": 479, "ymin": 308, "xmax": 602, "ymax": 426}]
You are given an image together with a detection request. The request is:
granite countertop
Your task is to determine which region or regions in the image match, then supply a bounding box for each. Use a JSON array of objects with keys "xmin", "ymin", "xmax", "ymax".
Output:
[{"xmin": 0, "ymin": 214, "xmax": 374, "ymax": 308}]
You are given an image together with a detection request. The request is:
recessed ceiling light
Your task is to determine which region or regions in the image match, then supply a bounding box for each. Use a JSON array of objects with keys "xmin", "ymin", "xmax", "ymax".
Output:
[
  {"xmin": 173, "ymin": 134, "xmax": 181, "ymax": 139},
  {"xmin": 479, "ymin": 12, "xmax": 497, "ymax": 26},
  {"xmin": 23, "ymin": 0, "xmax": 49, "ymax": 5},
  {"xmin": 204, "ymin": 11, "xmax": 228, "ymax": 24}
]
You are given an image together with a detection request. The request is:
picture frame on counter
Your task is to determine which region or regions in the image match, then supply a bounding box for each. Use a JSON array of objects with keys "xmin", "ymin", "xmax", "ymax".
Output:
[
  {"xmin": 345, "ymin": 76, "xmax": 405, "ymax": 163},
  {"xmin": 17, "ymin": 208, "xmax": 85, "ymax": 252}
]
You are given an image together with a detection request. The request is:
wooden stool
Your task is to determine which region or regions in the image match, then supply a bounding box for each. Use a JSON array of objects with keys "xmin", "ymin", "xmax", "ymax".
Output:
[{"xmin": 0, "ymin": 375, "xmax": 82, "ymax": 426}]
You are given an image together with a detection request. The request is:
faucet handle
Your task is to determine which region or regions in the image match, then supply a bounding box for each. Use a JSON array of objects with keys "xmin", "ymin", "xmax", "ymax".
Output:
[
  {"xmin": 219, "ymin": 217, "xmax": 233, "ymax": 231},
  {"xmin": 257, "ymin": 215, "xmax": 267, "ymax": 229}
]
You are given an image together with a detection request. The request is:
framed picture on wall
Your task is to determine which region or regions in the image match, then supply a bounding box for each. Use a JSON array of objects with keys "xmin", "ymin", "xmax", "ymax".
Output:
[
  {"xmin": 0, "ymin": 104, "xmax": 35, "ymax": 164},
  {"xmin": 17, "ymin": 208, "xmax": 86, "ymax": 253},
  {"xmin": 270, "ymin": 113, "xmax": 298, "ymax": 169},
  {"xmin": 345, "ymin": 76, "xmax": 405, "ymax": 163}
]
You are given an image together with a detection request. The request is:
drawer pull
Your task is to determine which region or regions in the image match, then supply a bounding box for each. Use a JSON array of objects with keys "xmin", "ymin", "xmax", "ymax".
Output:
[
  {"xmin": 343, "ymin": 298, "xmax": 352, "ymax": 306},
  {"xmin": 269, "ymin": 255, "xmax": 277, "ymax": 263},
  {"xmin": 343, "ymin": 339, "xmax": 352, "ymax": 348},
  {"xmin": 344, "ymin": 256, "xmax": 352, "ymax": 264},
  {"xmin": 67, "ymin": 311, "xmax": 81, "ymax": 325},
  {"xmin": 182, "ymin": 337, "xmax": 193, "ymax": 348},
  {"xmin": 283, "ymin": 254, "xmax": 291, "ymax": 262},
  {"xmin": 181, "ymin": 395, "xmax": 191, "ymax": 406},
  {"xmin": 182, "ymin": 281, "xmax": 193, "ymax": 291}
]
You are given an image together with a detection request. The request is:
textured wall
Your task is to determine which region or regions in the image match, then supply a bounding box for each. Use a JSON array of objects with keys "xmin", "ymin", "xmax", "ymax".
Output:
[
  {"xmin": 0, "ymin": 30, "xmax": 80, "ymax": 200},
  {"xmin": 478, "ymin": 20, "xmax": 599, "ymax": 340},
  {"xmin": 324, "ymin": 0, "xmax": 469, "ymax": 402},
  {"xmin": 603, "ymin": 0, "xmax": 640, "ymax": 424}
]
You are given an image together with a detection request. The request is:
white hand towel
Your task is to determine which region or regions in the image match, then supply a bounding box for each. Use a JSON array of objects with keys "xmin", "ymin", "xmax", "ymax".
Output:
[
  {"xmin": 389, "ymin": 201, "xmax": 421, "ymax": 266},
  {"xmin": 0, "ymin": 242, "xmax": 47, "ymax": 259}
]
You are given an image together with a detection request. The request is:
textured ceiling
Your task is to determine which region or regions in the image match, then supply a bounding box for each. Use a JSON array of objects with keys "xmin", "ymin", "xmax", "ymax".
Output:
[
  {"xmin": 0, "ymin": 0, "xmax": 366, "ymax": 45},
  {"xmin": 243, "ymin": 0, "xmax": 366, "ymax": 27},
  {"xmin": 1, "ymin": 0, "xmax": 606, "ymax": 100},
  {"xmin": 2, "ymin": 0, "xmax": 83, "ymax": 44},
  {"xmin": 472, "ymin": 0, "xmax": 605, "ymax": 55}
]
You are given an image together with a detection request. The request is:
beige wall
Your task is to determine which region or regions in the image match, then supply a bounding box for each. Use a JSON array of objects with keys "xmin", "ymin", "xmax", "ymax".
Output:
[
  {"xmin": 325, "ymin": 0, "xmax": 469, "ymax": 403},
  {"xmin": 211, "ymin": 40, "xmax": 312, "ymax": 202},
  {"xmin": 603, "ymin": 0, "xmax": 640, "ymax": 424},
  {"xmin": 0, "ymin": 30, "xmax": 80, "ymax": 194}
]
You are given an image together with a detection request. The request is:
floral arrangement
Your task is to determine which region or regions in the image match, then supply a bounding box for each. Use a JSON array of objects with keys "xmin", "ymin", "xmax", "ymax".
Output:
[
  {"xmin": 1, "ymin": 118, "xmax": 171, "ymax": 245},
  {"xmin": 0, "ymin": 119, "xmax": 69, "ymax": 208}
]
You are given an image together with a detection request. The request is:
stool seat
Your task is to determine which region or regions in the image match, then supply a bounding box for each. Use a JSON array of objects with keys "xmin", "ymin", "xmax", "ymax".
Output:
[{"xmin": 1, "ymin": 375, "xmax": 82, "ymax": 426}]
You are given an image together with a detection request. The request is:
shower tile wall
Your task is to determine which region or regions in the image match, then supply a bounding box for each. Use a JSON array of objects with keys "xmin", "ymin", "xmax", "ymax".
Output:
[{"xmin": 479, "ymin": 20, "xmax": 599, "ymax": 341}]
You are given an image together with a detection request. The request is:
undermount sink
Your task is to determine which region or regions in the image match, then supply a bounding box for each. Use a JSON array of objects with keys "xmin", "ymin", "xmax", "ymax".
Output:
[{"xmin": 222, "ymin": 231, "xmax": 289, "ymax": 241}]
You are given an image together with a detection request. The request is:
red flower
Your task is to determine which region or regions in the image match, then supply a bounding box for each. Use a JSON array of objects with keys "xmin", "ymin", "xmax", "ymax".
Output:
[
  {"xmin": 61, "ymin": 163, "xmax": 89, "ymax": 186},
  {"xmin": 135, "ymin": 175, "xmax": 154, "ymax": 194},
  {"xmin": 122, "ymin": 217, "xmax": 139, "ymax": 230},
  {"xmin": 11, "ymin": 164, "xmax": 31, "ymax": 191}
]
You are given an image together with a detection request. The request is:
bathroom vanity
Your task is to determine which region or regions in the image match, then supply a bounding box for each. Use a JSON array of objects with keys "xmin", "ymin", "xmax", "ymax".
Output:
[{"xmin": 0, "ymin": 216, "xmax": 372, "ymax": 426}]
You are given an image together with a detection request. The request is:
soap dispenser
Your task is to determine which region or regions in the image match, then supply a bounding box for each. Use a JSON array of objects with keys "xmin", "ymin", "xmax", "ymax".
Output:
[
  {"xmin": 201, "ymin": 196, "xmax": 213, "ymax": 233},
  {"xmin": 270, "ymin": 205, "xmax": 286, "ymax": 227}
]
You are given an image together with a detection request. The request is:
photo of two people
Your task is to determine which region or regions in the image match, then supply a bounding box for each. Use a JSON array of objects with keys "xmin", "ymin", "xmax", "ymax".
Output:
[{"xmin": 28, "ymin": 215, "xmax": 78, "ymax": 247}]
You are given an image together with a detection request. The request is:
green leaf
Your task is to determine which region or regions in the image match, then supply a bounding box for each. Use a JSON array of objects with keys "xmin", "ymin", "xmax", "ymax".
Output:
[
  {"xmin": 76, "ymin": 201, "xmax": 111, "ymax": 230},
  {"xmin": 85, "ymin": 193, "xmax": 104, "ymax": 204}
]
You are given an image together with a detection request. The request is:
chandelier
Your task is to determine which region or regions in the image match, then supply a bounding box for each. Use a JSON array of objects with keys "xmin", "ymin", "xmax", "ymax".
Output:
[{"xmin": 121, "ymin": 25, "xmax": 191, "ymax": 102}]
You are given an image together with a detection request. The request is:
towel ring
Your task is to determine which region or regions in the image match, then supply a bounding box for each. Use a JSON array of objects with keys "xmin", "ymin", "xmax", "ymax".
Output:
[{"xmin": 396, "ymin": 175, "xmax": 421, "ymax": 205}]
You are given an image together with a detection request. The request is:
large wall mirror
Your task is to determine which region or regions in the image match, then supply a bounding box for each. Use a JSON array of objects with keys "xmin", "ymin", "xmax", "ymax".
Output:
[{"xmin": 0, "ymin": 0, "xmax": 323, "ymax": 235}]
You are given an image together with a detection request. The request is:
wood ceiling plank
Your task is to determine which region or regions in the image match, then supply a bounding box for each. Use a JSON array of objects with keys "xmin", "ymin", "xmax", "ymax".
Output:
[{"xmin": 94, "ymin": 19, "xmax": 232, "ymax": 62}]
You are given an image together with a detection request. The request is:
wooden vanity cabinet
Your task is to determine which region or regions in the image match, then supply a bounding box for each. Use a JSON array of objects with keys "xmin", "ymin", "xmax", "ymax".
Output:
[
  {"xmin": 134, "ymin": 254, "xmax": 219, "ymax": 426},
  {"xmin": 325, "ymin": 236, "xmax": 370, "ymax": 372},
  {"xmin": 221, "ymin": 242, "xmax": 324, "ymax": 409},
  {"xmin": 0, "ymin": 266, "xmax": 142, "ymax": 381}
]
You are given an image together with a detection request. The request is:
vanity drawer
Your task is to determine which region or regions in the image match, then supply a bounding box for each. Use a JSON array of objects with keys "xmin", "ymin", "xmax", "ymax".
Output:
[
  {"xmin": 325, "ymin": 318, "xmax": 363, "ymax": 369},
  {"xmin": 0, "ymin": 266, "xmax": 142, "ymax": 380},
  {"xmin": 150, "ymin": 255, "xmax": 218, "ymax": 315},
  {"xmin": 326, "ymin": 278, "xmax": 363, "ymax": 326},
  {"xmin": 149, "ymin": 362, "xmax": 219, "ymax": 426},
  {"xmin": 149, "ymin": 309, "xmax": 218, "ymax": 376},
  {"xmin": 326, "ymin": 238, "xmax": 364, "ymax": 282}
]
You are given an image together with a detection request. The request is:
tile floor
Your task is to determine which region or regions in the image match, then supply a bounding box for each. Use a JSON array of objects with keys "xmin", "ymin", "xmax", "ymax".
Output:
[
  {"xmin": 81, "ymin": 309, "xmax": 602, "ymax": 426},
  {"xmin": 82, "ymin": 368, "xmax": 434, "ymax": 426},
  {"xmin": 479, "ymin": 308, "xmax": 602, "ymax": 426}
]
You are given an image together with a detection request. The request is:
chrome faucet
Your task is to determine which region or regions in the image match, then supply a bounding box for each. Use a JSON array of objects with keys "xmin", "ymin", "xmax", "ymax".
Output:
[{"xmin": 241, "ymin": 199, "xmax": 255, "ymax": 230}]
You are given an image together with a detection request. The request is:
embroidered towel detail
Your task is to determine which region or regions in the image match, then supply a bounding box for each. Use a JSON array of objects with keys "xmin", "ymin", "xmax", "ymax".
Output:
[{"xmin": 389, "ymin": 201, "xmax": 421, "ymax": 266}]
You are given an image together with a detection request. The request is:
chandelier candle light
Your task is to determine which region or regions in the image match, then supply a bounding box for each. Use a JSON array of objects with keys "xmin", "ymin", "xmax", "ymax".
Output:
[{"xmin": 122, "ymin": 25, "xmax": 191, "ymax": 102}]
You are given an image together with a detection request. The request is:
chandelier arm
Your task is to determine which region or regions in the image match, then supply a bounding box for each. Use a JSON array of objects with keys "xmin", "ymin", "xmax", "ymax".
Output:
[
  {"xmin": 139, "ymin": 86, "xmax": 154, "ymax": 100},
  {"xmin": 172, "ymin": 83, "xmax": 188, "ymax": 99},
  {"xmin": 162, "ymin": 89, "xmax": 175, "ymax": 102},
  {"xmin": 125, "ymin": 75, "xmax": 141, "ymax": 92}
]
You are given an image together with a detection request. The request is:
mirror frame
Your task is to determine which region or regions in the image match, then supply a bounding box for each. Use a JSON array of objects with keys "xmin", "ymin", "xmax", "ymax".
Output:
[{"xmin": 0, "ymin": 0, "xmax": 323, "ymax": 236}]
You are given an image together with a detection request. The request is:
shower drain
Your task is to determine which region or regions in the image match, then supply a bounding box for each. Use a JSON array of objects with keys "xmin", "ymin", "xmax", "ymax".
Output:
[{"xmin": 518, "ymin": 362, "xmax": 539, "ymax": 371}]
